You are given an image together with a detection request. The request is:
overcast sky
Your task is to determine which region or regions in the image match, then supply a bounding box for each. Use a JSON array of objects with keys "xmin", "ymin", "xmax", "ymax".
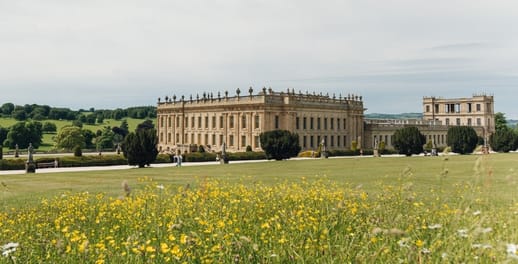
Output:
[{"xmin": 1, "ymin": 0, "xmax": 517, "ymax": 118}]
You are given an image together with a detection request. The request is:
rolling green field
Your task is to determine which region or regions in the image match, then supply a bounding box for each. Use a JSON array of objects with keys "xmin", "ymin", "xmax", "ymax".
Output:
[
  {"xmin": 0, "ymin": 117, "xmax": 153, "ymax": 152},
  {"xmin": 0, "ymin": 154, "xmax": 517, "ymax": 262}
]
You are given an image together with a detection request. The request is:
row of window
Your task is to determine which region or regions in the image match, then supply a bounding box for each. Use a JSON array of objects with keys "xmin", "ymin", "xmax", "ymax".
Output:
[
  {"xmin": 301, "ymin": 135, "xmax": 348, "ymax": 149},
  {"xmin": 160, "ymin": 114, "xmax": 349, "ymax": 131},
  {"xmin": 373, "ymin": 133, "xmax": 447, "ymax": 147},
  {"xmin": 160, "ymin": 132, "xmax": 352, "ymax": 150},
  {"xmin": 444, "ymin": 117, "xmax": 485, "ymax": 126},
  {"xmin": 295, "ymin": 117, "xmax": 347, "ymax": 131},
  {"xmin": 426, "ymin": 103, "xmax": 489, "ymax": 113},
  {"xmin": 160, "ymin": 115, "xmax": 261, "ymax": 130},
  {"xmin": 159, "ymin": 132, "xmax": 261, "ymax": 148}
]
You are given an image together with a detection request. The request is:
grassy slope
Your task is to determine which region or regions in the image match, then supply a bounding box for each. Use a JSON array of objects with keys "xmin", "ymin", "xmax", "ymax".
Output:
[
  {"xmin": 1, "ymin": 153, "xmax": 516, "ymax": 209},
  {"xmin": 0, "ymin": 117, "xmax": 153, "ymax": 152}
]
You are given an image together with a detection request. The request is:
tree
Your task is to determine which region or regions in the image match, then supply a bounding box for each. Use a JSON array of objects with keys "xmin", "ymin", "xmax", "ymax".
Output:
[
  {"xmin": 494, "ymin": 112, "xmax": 508, "ymax": 132},
  {"xmin": 1, "ymin": 103, "xmax": 14, "ymax": 115},
  {"xmin": 73, "ymin": 145, "xmax": 82, "ymax": 157},
  {"xmin": 85, "ymin": 114, "xmax": 96, "ymax": 125},
  {"xmin": 122, "ymin": 128, "xmax": 158, "ymax": 168},
  {"xmin": 259, "ymin": 130, "xmax": 301, "ymax": 160},
  {"xmin": 489, "ymin": 112, "xmax": 517, "ymax": 152},
  {"xmin": 4, "ymin": 121, "xmax": 43, "ymax": 149},
  {"xmin": 490, "ymin": 128, "xmax": 518, "ymax": 153},
  {"xmin": 392, "ymin": 126, "xmax": 425, "ymax": 156},
  {"xmin": 82, "ymin": 129, "xmax": 96, "ymax": 149},
  {"xmin": 446, "ymin": 126, "xmax": 478, "ymax": 154},
  {"xmin": 95, "ymin": 127, "xmax": 116, "ymax": 149},
  {"xmin": 54, "ymin": 126, "xmax": 86, "ymax": 150},
  {"xmin": 72, "ymin": 120, "xmax": 83, "ymax": 128},
  {"xmin": 30, "ymin": 105, "xmax": 50, "ymax": 119},
  {"xmin": 42, "ymin": 122, "xmax": 57, "ymax": 133},
  {"xmin": 112, "ymin": 109, "xmax": 125, "ymax": 120},
  {"xmin": 12, "ymin": 110, "xmax": 27, "ymax": 121},
  {"xmin": 112, "ymin": 120, "xmax": 129, "ymax": 138},
  {"xmin": 137, "ymin": 119, "xmax": 154, "ymax": 131},
  {"xmin": 0, "ymin": 126, "xmax": 8, "ymax": 147}
]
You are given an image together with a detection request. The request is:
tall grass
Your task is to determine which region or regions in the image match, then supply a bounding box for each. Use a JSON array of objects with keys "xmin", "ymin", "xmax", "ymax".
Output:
[{"xmin": 0, "ymin": 155, "xmax": 517, "ymax": 262}]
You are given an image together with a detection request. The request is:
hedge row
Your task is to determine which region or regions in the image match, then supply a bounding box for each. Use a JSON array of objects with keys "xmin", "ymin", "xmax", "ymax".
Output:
[
  {"xmin": 228, "ymin": 151, "xmax": 267, "ymax": 161},
  {"xmin": 0, "ymin": 155, "xmax": 128, "ymax": 170},
  {"xmin": 0, "ymin": 159, "xmax": 26, "ymax": 170},
  {"xmin": 45, "ymin": 155, "xmax": 128, "ymax": 168},
  {"xmin": 0, "ymin": 151, "xmax": 270, "ymax": 170},
  {"xmin": 298, "ymin": 149, "xmax": 401, "ymax": 158},
  {"xmin": 181, "ymin": 151, "xmax": 267, "ymax": 162}
]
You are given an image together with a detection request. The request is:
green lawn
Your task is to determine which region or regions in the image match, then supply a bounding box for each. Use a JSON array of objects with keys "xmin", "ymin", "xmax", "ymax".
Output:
[{"xmin": 1, "ymin": 153, "xmax": 516, "ymax": 208}]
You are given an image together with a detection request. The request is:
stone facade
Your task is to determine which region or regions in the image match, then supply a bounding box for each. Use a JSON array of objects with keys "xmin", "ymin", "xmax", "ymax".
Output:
[
  {"xmin": 157, "ymin": 90, "xmax": 495, "ymax": 153},
  {"xmin": 365, "ymin": 95, "xmax": 494, "ymax": 149},
  {"xmin": 364, "ymin": 120, "xmax": 485, "ymax": 149},
  {"xmin": 422, "ymin": 95, "xmax": 495, "ymax": 134},
  {"xmin": 156, "ymin": 88, "xmax": 364, "ymax": 153}
]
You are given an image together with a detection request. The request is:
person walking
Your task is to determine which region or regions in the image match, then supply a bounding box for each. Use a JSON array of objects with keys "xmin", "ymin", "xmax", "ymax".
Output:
[{"xmin": 175, "ymin": 152, "xmax": 182, "ymax": 167}]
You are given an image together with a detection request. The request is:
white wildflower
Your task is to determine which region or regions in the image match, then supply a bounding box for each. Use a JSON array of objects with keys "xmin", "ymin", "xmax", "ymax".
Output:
[
  {"xmin": 472, "ymin": 244, "xmax": 492, "ymax": 249},
  {"xmin": 473, "ymin": 210, "xmax": 481, "ymax": 216},
  {"xmin": 157, "ymin": 184, "xmax": 164, "ymax": 190},
  {"xmin": 507, "ymin": 244, "xmax": 518, "ymax": 259},
  {"xmin": 1, "ymin": 242, "xmax": 19, "ymax": 257},
  {"xmin": 457, "ymin": 229, "xmax": 468, "ymax": 238},
  {"xmin": 421, "ymin": 248, "xmax": 431, "ymax": 254},
  {"xmin": 428, "ymin": 224, "xmax": 442, "ymax": 229},
  {"xmin": 397, "ymin": 238, "xmax": 410, "ymax": 248},
  {"xmin": 475, "ymin": 227, "xmax": 493, "ymax": 234}
]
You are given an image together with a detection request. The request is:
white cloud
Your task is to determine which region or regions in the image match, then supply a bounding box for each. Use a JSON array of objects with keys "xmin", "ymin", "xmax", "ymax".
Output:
[{"xmin": 0, "ymin": 0, "xmax": 517, "ymax": 117}]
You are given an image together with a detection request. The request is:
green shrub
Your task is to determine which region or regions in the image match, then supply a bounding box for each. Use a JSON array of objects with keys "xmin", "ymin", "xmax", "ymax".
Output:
[
  {"xmin": 73, "ymin": 145, "xmax": 82, "ymax": 157},
  {"xmin": 57, "ymin": 155, "xmax": 127, "ymax": 167},
  {"xmin": 260, "ymin": 130, "xmax": 301, "ymax": 160},
  {"xmin": 198, "ymin": 145, "xmax": 205, "ymax": 153},
  {"xmin": 490, "ymin": 128, "xmax": 518, "ymax": 153},
  {"xmin": 446, "ymin": 126, "xmax": 478, "ymax": 154},
  {"xmin": 155, "ymin": 154, "xmax": 173, "ymax": 163},
  {"xmin": 0, "ymin": 159, "xmax": 26, "ymax": 170},
  {"xmin": 393, "ymin": 126, "xmax": 426, "ymax": 156},
  {"xmin": 184, "ymin": 152, "xmax": 217, "ymax": 162},
  {"xmin": 228, "ymin": 151, "xmax": 266, "ymax": 161}
]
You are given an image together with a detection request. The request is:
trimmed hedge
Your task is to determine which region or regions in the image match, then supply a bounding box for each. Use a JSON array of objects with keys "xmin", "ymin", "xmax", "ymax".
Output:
[
  {"xmin": 182, "ymin": 151, "xmax": 267, "ymax": 162},
  {"xmin": 0, "ymin": 159, "xmax": 26, "ymax": 170},
  {"xmin": 299, "ymin": 148, "xmax": 400, "ymax": 157},
  {"xmin": 184, "ymin": 152, "xmax": 217, "ymax": 162},
  {"xmin": 228, "ymin": 151, "xmax": 266, "ymax": 161},
  {"xmin": 0, "ymin": 151, "xmax": 266, "ymax": 170},
  {"xmin": 56, "ymin": 155, "xmax": 128, "ymax": 167},
  {"xmin": 155, "ymin": 154, "xmax": 173, "ymax": 163}
]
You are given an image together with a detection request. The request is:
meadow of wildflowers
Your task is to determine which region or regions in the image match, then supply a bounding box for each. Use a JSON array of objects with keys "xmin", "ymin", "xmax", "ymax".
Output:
[{"xmin": 0, "ymin": 155, "xmax": 517, "ymax": 263}]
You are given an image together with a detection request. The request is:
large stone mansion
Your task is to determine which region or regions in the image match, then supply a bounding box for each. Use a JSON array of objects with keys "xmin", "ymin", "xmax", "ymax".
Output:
[{"xmin": 156, "ymin": 88, "xmax": 494, "ymax": 153}]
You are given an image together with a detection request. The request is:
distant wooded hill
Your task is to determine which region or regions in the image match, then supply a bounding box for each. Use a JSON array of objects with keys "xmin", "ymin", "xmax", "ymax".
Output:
[
  {"xmin": 0, "ymin": 103, "xmax": 156, "ymax": 123},
  {"xmin": 365, "ymin": 113, "xmax": 423, "ymax": 119}
]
